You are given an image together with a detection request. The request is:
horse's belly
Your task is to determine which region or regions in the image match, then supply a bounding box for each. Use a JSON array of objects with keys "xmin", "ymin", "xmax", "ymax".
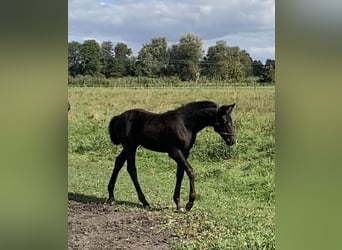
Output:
[{"xmin": 141, "ymin": 141, "xmax": 169, "ymax": 153}]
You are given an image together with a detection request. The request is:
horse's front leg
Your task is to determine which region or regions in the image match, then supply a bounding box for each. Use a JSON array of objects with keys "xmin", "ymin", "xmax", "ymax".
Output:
[
  {"xmin": 173, "ymin": 164, "xmax": 185, "ymax": 211},
  {"xmin": 184, "ymin": 165, "xmax": 196, "ymax": 211},
  {"xmin": 169, "ymin": 150, "xmax": 196, "ymax": 211}
]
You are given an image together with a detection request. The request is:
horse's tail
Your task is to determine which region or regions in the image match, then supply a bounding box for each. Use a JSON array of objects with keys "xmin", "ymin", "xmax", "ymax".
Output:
[{"xmin": 108, "ymin": 115, "xmax": 121, "ymax": 145}]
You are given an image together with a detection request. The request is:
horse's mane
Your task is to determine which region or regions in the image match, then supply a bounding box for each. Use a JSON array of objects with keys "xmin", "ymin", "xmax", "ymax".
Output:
[{"xmin": 173, "ymin": 101, "xmax": 218, "ymax": 114}]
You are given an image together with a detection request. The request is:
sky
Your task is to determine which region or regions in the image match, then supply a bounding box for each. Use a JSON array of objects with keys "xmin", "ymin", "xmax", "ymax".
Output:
[{"xmin": 68, "ymin": 0, "xmax": 275, "ymax": 64}]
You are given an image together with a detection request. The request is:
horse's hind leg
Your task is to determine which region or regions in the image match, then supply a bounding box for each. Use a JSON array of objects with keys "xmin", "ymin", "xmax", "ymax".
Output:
[
  {"xmin": 126, "ymin": 149, "xmax": 150, "ymax": 208},
  {"xmin": 106, "ymin": 149, "xmax": 127, "ymax": 205},
  {"xmin": 169, "ymin": 149, "xmax": 196, "ymax": 211}
]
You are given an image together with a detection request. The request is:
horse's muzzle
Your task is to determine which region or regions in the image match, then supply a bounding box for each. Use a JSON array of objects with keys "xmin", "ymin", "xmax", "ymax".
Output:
[
  {"xmin": 220, "ymin": 133, "xmax": 235, "ymax": 146},
  {"xmin": 225, "ymin": 137, "xmax": 235, "ymax": 146}
]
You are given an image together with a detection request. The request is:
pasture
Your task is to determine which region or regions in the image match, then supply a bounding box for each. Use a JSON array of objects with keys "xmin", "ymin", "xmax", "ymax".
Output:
[{"xmin": 68, "ymin": 86, "xmax": 275, "ymax": 249}]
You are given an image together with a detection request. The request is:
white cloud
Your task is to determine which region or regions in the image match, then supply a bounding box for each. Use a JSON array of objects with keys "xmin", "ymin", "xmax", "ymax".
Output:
[
  {"xmin": 249, "ymin": 47, "xmax": 275, "ymax": 63},
  {"xmin": 250, "ymin": 47, "xmax": 275, "ymax": 55},
  {"xmin": 68, "ymin": 0, "xmax": 275, "ymax": 61}
]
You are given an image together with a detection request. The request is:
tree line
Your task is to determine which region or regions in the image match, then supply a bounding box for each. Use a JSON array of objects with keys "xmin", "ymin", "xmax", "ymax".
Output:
[{"xmin": 68, "ymin": 33, "xmax": 275, "ymax": 83}]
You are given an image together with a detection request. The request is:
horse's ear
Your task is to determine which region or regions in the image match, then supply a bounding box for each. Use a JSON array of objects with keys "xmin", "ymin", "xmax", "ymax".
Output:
[
  {"xmin": 226, "ymin": 103, "xmax": 235, "ymax": 114},
  {"xmin": 219, "ymin": 103, "xmax": 235, "ymax": 114},
  {"xmin": 220, "ymin": 103, "xmax": 235, "ymax": 115}
]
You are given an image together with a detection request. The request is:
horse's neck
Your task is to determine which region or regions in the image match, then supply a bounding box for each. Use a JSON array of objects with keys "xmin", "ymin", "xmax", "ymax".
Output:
[{"xmin": 186, "ymin": 108, "xmax": 217, "ymax": 133}]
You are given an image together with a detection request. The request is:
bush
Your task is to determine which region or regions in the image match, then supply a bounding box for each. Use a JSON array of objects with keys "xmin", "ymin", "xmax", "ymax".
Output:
[{"xmin": 68, "ymin": 76, "xmax": 274, "ymax": 87}]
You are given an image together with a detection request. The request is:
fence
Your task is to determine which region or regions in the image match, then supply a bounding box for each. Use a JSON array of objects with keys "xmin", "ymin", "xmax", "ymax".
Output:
[{"xmin": 68, "ymin": 76, "xmax": 275, "ymax": 88}]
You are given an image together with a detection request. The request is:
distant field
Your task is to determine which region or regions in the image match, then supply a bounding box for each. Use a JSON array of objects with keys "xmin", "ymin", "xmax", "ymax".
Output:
[{"xmin": 68, "ymin": 86, "xmax": 275, "ymax": 249}]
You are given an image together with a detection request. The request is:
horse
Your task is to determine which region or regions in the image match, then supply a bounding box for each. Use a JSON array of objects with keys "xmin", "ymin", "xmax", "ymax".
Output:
[{"xmin": 106, "ymin": 101, "xmax": 236, "ymax": 211}]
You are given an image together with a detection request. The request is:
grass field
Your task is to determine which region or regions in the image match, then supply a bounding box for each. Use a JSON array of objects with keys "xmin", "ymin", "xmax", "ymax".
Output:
[{"xmin": 68, "ymin": 86, "xmax": 275, "ymax": 249}]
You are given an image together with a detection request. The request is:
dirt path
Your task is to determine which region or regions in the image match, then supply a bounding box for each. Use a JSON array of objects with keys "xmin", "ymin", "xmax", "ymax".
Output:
[{"xmin": 68, "ymin": 200, "xmax": 171, "ymax": 250}]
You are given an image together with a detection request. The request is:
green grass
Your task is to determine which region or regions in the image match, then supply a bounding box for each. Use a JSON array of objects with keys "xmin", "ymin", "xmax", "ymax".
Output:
[{"xmin": 68, "ymin": 86, "xmax": 275, "ymax": 249}]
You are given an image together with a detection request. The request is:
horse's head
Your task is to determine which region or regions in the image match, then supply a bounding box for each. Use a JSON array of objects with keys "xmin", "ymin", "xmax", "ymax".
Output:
[{"xmin": 214, "ymin": 103, "xmax": 236, "ymax": 146}]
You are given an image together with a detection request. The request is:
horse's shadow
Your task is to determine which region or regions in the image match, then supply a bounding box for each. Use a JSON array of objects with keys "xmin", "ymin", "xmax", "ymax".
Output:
[
  {"xmin": 68, "ymin": 192, "xmax": 105, "ymax": 204},
  {"xmin": 68, "ymin": 192, "xmax": 164, "ymax": 211}
]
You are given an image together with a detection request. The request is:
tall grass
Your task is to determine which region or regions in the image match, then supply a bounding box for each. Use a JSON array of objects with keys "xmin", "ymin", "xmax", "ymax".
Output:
[{"xmin": 68, "ymin": 86, "xmax": 275, "ymax": 249}]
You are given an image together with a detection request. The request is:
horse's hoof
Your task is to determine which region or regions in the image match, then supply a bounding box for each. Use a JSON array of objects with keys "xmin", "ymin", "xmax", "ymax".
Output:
[
  {"xmin": 143, "ymin": 204, "xmax": 151, "ymax": 210},
  {"xmin": 105, "ymin": 197, "xmax": 115, "ymax": 205},
  {"xmin": 185, "ymin": 203, "xmax": 193, "ymax": 211},
  {"xmin": 176, "ymin": 207, "xmax": 186, "ymax": 213}
]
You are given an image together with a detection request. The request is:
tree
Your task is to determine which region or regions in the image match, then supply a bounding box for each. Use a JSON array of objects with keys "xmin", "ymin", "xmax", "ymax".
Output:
[
  {"xmin": 259, "ymin": 58, "xmax": 275, "ymax": 83},
  {"xmin": 239, "ymin": 50, "xmax": 253, "ymax": 77},
  {"xmin": 260, "ymin": 65, "xmax": 275, "ymax": 83},
  {"xmin": 100, "ymin": 41, "xmax": 115, "ymax": 78},
  {"xmin": 225, "ymin": 46, "xmax": 244, "ymax": 80},
  {"xmin": 68, "ymin": 41, "xmax": 82, "ymax": 76},
  {"xmin": 252, "ymin": 60, "xmax": 264, "ymax": 77},
  {"xmin": 111, "ymin": 42, "xmax": 132, "ymax": 77},
  {"xmin": 166, "ymin": 44, "xmax": 180, "ymax": 76},
  {"xmin": 265, "ymin": 59, "xmax": 275, "ymax": 69},
  {"xmin": 135, "ymin": 46, "xmax": 153, "ymax": 77},
  {"xmin": 80, "ymin": 39, "xmax": 101, "ymax": 76},
  {"xmin": 176, "ymin": 34, "xmax": 202, "ymax": 81},
  {"xmin": 136, "ymin": 37, "xmax": 168, "ymax": 77},
  {"xmin": 202, "ymin": 40, "xmax": 230, "ymax": 80},
  {"xmin": 202, "ymin": 41, "xmax": 253, "ymax": 80}
]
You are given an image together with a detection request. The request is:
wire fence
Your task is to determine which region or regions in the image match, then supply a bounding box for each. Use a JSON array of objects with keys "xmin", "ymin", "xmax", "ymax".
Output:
[{"xmin": 68, "ymin": 76, "xmax": 275, "ymax": 89}]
